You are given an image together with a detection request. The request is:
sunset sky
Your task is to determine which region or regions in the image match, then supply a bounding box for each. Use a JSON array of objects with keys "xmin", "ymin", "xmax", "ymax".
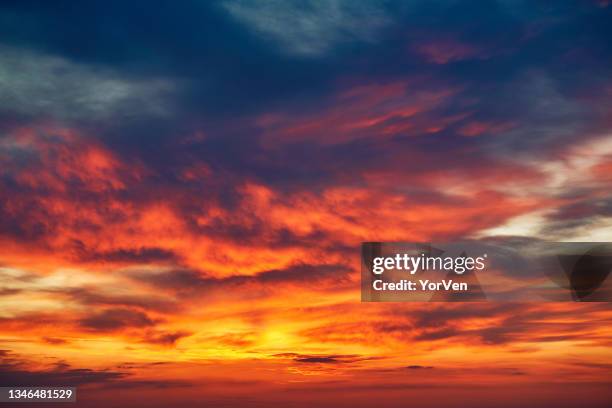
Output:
[{"xmin": 1, "ymin": 1, "xmax": 612, "ymax": 407}]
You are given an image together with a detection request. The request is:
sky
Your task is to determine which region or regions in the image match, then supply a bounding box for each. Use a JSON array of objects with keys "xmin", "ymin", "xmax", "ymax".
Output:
[{"xmin": 0, "ymin": 1, "xmax": 612, "ymax": 407}]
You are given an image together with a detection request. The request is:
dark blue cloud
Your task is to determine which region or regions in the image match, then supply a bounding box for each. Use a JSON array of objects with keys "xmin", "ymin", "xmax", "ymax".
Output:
[{"xmin": 1, "ymin": 0, "xmax": 611, "ymax": 192}]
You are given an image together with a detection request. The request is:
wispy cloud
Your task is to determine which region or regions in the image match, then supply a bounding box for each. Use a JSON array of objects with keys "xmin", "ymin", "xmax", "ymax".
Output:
[
  {"xmin": 222, "ymin": 0, "xmax": 392, "ymax": 56},
  {"xmin": 0, "ymin": 46, "xmax": 176, "ymax": 121}
]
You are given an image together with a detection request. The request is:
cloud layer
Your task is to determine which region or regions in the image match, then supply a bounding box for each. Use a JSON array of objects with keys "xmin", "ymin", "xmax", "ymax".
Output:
[{"xmin": 1, "ymin": 1, "xmax": 611, "ymax": 407}]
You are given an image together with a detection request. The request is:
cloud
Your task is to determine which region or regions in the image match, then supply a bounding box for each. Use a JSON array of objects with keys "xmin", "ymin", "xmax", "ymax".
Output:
[
  {"xmin": 141, "ymin": 330, "xmax": 192, "ymax": 346},
  {"xmin": 0, "ymin": 350, "xmax": 125, "ymax": 386},
  {"xmin": 274, "ymin": 352, "xmax": 379, "ymax": 365},
  {"xmin": 300, "ymin": 302, "xmax": 612, "ymax": 351},
  {"xmin": 479, "ymin": 71, "xmax": 592, "ymax": 154},
  {"xmin": 295, "ymin": 356, "xmax": 342, "ymax": 364},
  {"xmin": 0, "ymin": 45, "xmax": 175, "ymax": 122},
  {"xmin": 128, "ymin": 263, "xmax": 351, "ymax": 297},
  {"xmin": 74, "ymin": 246, "xmax": 179, "ymax": 264},
  {"xmin": 257, "ymin": 80, "xmax": 458, "ymax": 145},
  {"xmin": 78, "ymin": 308, "xmax": 156, "ymax": 332},
  {"xmin": 413, "ymin": 39, "xmax": 485, "ymax": 64},
  {"xmin": 0, "ymin": 350, "xmax": 197, "ymax": 390},
  {"xmin": 0, "ymin": 287, "xmax": 21, "ymax": 296},
  {"xmin": 0, "ymin": 366, "xmax": 125, "ymax": 387},
  {"xmin": 56, "ymin": 287, "xmax": 179, "ymax": 314},
  {"xmin": 41, "ymin": 337, "xmax": 69, "ymax": 345},
  {"xmin": 222, "ymin": 0, "xmax": 392, "ymax": 56}
]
